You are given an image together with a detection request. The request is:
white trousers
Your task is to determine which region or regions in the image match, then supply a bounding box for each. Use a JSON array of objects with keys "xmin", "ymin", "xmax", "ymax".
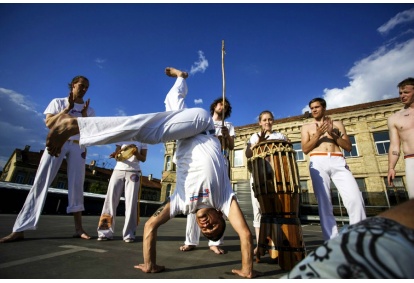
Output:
[
  {"xmin": 13, "ymin": 141, "xmax": 86, "ymax": 232},
  {"xmin": 250, "ymin": 175, "xmax": 261, "ymax": 228},
  {"xmin": 183, "ymin": 213, "xmax": 224, "ymax": 246},
  {"xmin": 77, "ymin": 77, "xmax": 214, "ymax": 148},
  {"xmin": 309, "ymin": 154, "xmax": 366, "ymax": 240},
  {"xmin": 404, "ymin": 156, "xmax": 414, "ymax": 199},
  {"xmin": 97, "ymin": 170, "xmax": 141, "ymax": 240}
]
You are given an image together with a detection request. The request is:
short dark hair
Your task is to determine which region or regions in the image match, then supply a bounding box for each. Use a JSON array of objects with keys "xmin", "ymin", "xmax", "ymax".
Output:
[
  {"xmin": 308, "ymin": 97, "xmax": 326, "ymax": 109},
  {"xmin": 68, "ymin": 76, "xmax": 89, "ymax": 90},
  {"xmin": 210, "ymin": 97, "xmax": 232, "ymax": 120},
  {"xmin": 397, "ymin": 77, "xmax": 414, "ymax": 88},
  {"xmin": 201, "ymin": 216, "xmax": 226, "ymax": 242}
]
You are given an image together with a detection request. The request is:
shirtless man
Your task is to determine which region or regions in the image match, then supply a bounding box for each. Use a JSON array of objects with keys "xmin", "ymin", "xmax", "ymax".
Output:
[
  {"xmin": 387, "ymin": 78, "xmax": 414, "ymax": 199},
  {"xmin": 301, "ymin": 97, "xmax": 366, "ymax": 240},
  {"xmin": 45, "ymin": 67, "xmax": 259, "ymax": 278}
]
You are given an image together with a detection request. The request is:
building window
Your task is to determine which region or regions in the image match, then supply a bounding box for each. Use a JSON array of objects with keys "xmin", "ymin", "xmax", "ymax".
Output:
[
  {"xmin": 383, "ymin": 177, "xmax": 408, "ymax": 205},
  {"xmin": 330, "ymin": 178, "xmax": 366, "ymax": 206},
  {"xmin": 233, "ymin": 149, "xmax": 243, "ymax": 167},
  {"xmin": 292, "ymin": 142, "xmax": 305, "ymax": 161},
  {"xmin": 14, "ymin": 171, "xmax": 26, "ymax": 184},
  {"xmin": 27, "ymin": 174, "xmax": 35, "ymax": 185},
  {"xmin": 300, "ymin": 180, "xmax": 309, "ymax": 204},
  {"xmin": 166, "ymin": 184, "xmax": 172, "ymax": 198},
  {"xmin": 57, "ymin": 180, "xmax": 66, "ymax": 189},
  {"xmin": 373, "ymin": 131, "xmax": 390, "ymax": 155},
  {"xmin": 355, "ymin": 178, "xmax": 367, "ymax": 192},
  {"xmin": 344, "ymin": 135, "xmax": 359, "ymax": 158},
  {"xmin": 166, "ymin": 156, "xmax": 172, "ymax": 171}
]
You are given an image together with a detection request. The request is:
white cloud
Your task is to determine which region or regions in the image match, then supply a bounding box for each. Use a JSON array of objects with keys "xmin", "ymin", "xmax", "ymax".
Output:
[
  {"xmin": 0, "ymin": 87, "xmax": 38, "ymax": 112},
  {"xmin": 189, "ymin": 50, "xmax": 209, "ymax": 76},
  {"xmin": 115, "ymin": 108, "xmax": 127, "ymax": 116},
  {"xmin": 378, "ymin": 8, "xmax": 414, "ymax": 35},
  {"xmin": 95, "ymin": 58, "xmax": 107, "ymax": 69},
  {"xmin": 301, "ymin": 8, "xmax": 414, "ymax": 113},
  {"xmin": 0, "ymin": 88, "xmax": 47, "ymax": 169},
  {"xmin": 194, "ymin": 98, "xmax": 203, "ymax": 105},
  {"xmin": 302, "ymin": 38, "xmax": 414, "ymax": 113}
]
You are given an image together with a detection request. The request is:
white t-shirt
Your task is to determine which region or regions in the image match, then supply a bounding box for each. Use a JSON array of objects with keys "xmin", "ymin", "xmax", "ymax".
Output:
[
  {"xmin": 44, "ymin": 97, "xmax": 96, "ymax": 140},
  {"xmin": 169, "ymin": 134, "xmax": 235, "ymax": 218},
  {"xmin": 213, "ymin": 120, "xmax": 235, "ymax": 137},
  {"xmin": 114, "ymin": 141, "xmax": 147, "ymax": 171},
  {"xmin": 247, "ymin": 131, "xmax": 288, "ymax": 183},
  {"xmin": 247, "ymin": 131, "xmax": 287, "ymax": 148}
]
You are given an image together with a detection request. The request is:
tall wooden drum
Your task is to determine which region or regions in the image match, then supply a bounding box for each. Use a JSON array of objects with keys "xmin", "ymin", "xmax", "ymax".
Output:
[{"xmin": 249, "ymin": 139, "xmax": 306, "ymax": 271}]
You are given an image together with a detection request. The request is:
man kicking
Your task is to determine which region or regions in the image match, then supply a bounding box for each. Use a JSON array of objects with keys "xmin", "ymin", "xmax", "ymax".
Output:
[{"xmin": 46, "ymin": 67, "xmax": 259, "ymax": 278}]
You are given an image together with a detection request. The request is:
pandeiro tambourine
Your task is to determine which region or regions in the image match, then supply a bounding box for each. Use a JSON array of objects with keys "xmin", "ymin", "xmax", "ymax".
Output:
[{"xmin": 115, "ymin": 144, "xmax": 137, "ymax": 161}]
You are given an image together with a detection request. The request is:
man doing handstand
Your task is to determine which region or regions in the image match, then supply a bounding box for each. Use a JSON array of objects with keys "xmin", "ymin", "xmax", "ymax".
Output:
[{"xmin": 46, "ymin": 67, "xmax": 259, "ymax": 278}]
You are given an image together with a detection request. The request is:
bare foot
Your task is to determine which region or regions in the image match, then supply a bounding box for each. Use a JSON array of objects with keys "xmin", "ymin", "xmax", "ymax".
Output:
[
  {"xmin": 210, "ymin": 246, "xmax": 225, "ymax": 254},
  {"xmin": 179, "ymin": 244, "xmax": 196, "ymax": 251},
  {"xmin": 134, "ymin": 263, "xmax": 165, "ymax": 273},
  {"xmin": 46, "ymin": 114, "xmax": 80, "ymax": 157},
  {"xmin": 165, "ymin": 67, "xmax": 188, "ymax": 79},
  {"xmin": 73, "ymin": 230, "xmax": 91, "ymax": 240},
  {"xmin": 232, "ymin": 268, "xmax": 262, "ymax": 279},
  {"xmin": 0, "ymin": 232, "xmax": 24, "ymax": 243}
]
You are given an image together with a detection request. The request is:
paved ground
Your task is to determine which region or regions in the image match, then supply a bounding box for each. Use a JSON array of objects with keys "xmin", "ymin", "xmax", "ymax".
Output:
[{"xmin": 0, "ymin": 214, "xmax": 325, "ymax": 279}]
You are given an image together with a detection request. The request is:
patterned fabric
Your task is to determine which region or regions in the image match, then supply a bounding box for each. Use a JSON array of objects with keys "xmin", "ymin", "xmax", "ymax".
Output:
[{"xmin": 282, "ymin": 217, "xmax": 414, "ymax": 279}]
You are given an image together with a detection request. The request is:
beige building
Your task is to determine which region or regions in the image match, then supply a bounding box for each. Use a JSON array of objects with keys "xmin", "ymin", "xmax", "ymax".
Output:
[
  {"xmin": 159, "ymin": 97, "xmax": 409, "ymax": 218},
  {"xmin": 0, "ymin": 146, "xmax": 162, "ymax": 201}
]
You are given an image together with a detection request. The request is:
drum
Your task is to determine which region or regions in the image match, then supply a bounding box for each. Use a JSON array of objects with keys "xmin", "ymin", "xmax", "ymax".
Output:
[
  {"xmin": 116, "ymin": 144, "xmax": 137, "ymax": 161},
  {"xmin": 249, "ymin": 139, "xmax": 306, "ymax": 270}
]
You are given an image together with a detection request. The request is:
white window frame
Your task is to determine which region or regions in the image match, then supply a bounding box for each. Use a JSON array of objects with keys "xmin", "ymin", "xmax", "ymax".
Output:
[
  {"xmin": 344, "ymin": 135, "xmax": 359, "ymax": 158},
  {"xmin": 373, "ymin": 131, "xmax": 390, "ymax": 155},
  {"xmin": 233, "ymin": 149, "xmax": 243, "ymax": 167},
  {"xmin": 292, "ymin": 142, "xmax": 305, "ymax": 161}
]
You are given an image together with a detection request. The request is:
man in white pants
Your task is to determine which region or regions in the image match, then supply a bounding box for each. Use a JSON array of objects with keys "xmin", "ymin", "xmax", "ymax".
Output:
[
  {"xmin": 97, "ymin": 141, "xmax": 147, "ymax": 243},
  {"xmin": 0, "ymin": 75, "xmax": 95, "ymax": 243},
  {"xmin": 180, "ymin": 97, "xmax": 235, "ymax": 254},
  {"xmin": 301, "ymin": 97, "xmax": 366, "ymax": 240},
  {"xmin": 45, "ymin": 67, "xmax": 259, "ymax": 278}
]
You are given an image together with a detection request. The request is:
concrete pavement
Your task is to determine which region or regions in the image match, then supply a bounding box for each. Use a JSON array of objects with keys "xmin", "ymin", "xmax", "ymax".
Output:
[{"xmin": 0, "ymin": 213, "xmax": 325, "ymax": 279}]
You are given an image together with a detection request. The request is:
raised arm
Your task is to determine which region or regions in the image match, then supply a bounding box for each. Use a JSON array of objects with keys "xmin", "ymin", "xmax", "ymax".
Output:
[{"xmin": 245, "ymin": 140, "xmax": 254, "ymax": 159}]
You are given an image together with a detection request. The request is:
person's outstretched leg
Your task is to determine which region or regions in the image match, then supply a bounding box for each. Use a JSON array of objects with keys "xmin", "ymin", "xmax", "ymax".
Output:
[
  {"xmin": 46, "ymin": 67, "xmax": 213, "ymax": 157},
  {"xmin": 164, "ymin": 67, "xmax": 188, "ymax": 111},
  {"xmin": 1, "ymin": 148, "xmax": 65, "ymax": 243}
]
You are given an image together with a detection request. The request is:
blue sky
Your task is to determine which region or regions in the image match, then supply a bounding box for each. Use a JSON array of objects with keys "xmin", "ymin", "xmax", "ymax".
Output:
[{"xmin": 1, "ymin": 3, "xmax": 414, "ymax": 179}]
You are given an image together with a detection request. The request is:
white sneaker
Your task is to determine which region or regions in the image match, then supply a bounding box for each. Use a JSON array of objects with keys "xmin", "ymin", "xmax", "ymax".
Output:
[{"xmin": 124, "ymin": 238, "xmax": 134, "ymax": 243}]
